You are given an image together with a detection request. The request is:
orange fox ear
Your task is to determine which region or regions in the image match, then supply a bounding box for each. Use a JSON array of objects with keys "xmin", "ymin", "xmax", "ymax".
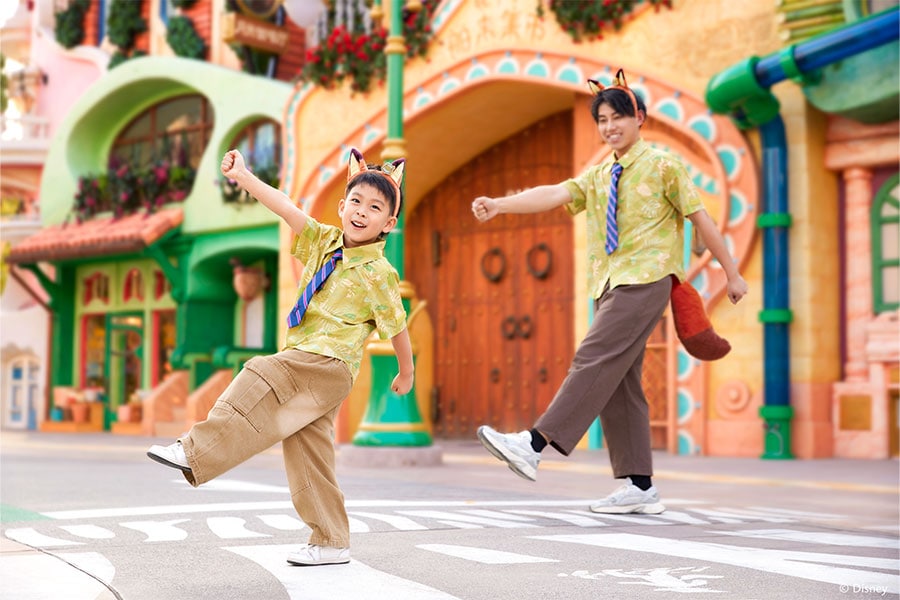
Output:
[
  {"xmin": 587, "ymin": 79, "xmax": 603, "ymax": 95},
  {"xmin": 612, "ymin": 68, "xmax": 628, "ymax": 88},
  {"xmin": 383, "ymin": 158, "xmax": 405, "ymax": 188},
  {"xmin": 348, "ymin": 148, "xmax": 367, "ymax": 181}
]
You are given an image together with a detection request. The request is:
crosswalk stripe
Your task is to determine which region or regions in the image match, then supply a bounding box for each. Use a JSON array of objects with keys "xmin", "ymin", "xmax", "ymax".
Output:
[
  {"xmin": 705, "ymin": 508, "xmax": 794, "ymax": 522},
  {"xmin": 5, "ymin": 527, "xmax": 83, "ymax": 548},
  {"xmin": 436, "ymin": 520, "xmax": 484, "ymax": 529},
  {"xmin": 348, "ymin": 512, "xmax": 428, "ymax": 531},
  {"xmin": 120, "ymin": 519, "xmax": 189, "ymax": 542},
  {"xmin": 643, "ymin": 510, "xmax": 708, "ymax": 525},
  {"xmin": 225, "ymin": 544, "xmax": 462, "ymax": 599},
  {"xmin": 717, "ymin": 528, "xmax": 900, "ymax": 549},
  {"xmin": 563, "ymin": 510, "xmax": 661, "ymax": 525},
  {"xmin": 459, "ymin": 510, "xmax": 536, "ymax": 522},
  {"xmin": 207, "ymin": 516, "xmax": 271, "ymax": 539},
  {"xmin": 688, "ymin": 508, "xmax": 746, "ymax": 523},
  {"xmin": 746, "ymin": 506, "xmax": 844, "ymax": 519},
  {"xmin": 504, "ymin": 509, "xmax": 610, "ymax": 527},
  {"xmin": 417, "ymin": 543, "xmax": 559, "ymax": 564},
  {"xmin": 258, "ymin": 515, "xmax": 307, "ymax": 531},
  {"xmin": 398, "ymin": 510, "xmax": 540, "ymax": 528},
  {"xmin": 59, "ymin": 525, "xmax": 115, "ymax": 540},
  {"xmin": 348, "ymin": 517, "xmax": 370, "ymax": 533},
  {"xmin": 0, "ymin": 552, "xmax": 113, "ymax": 600}
]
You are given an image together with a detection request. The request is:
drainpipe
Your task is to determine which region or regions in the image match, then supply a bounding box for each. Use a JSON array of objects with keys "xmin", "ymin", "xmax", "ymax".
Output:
[{"xmin": 705, "ymin": 7, "xmax": 900, "ymax": 459}]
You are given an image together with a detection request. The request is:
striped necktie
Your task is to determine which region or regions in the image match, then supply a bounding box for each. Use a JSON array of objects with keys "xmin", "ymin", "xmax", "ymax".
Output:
[
  {"xmin": 605, "ymin": 162, "xmax": 624, "ymax": 254},
  {"xmin": 286, "ymin": 249, "xmax": 343, "ymax": 328}
]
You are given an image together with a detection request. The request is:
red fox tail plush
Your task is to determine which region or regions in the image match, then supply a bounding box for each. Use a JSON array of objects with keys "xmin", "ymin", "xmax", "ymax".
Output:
[{"xmin": 669, "ymin": 275, "xmax": 731, "ymax": 361}]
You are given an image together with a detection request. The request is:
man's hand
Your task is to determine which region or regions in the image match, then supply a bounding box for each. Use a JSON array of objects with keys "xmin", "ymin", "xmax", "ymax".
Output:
[
  {"xmin": 391, "ymin": 371, "xmax": 414, "ymax": 396},
  {"xmin": 472, "ymin": 196, "xmax": 500, "ymax": 222},
  {"xmin": 221, "ymin": 149, "xmax": 246, "ymax": 180},
  {"xmin": 726, "ymin": 274, "xmax": 749, "ymax": 305}
]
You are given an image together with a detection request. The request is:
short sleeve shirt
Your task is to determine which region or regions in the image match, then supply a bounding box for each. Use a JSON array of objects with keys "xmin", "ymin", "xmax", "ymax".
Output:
[
  {"xmin": 563, "ymin": 139, "xmax": 704, "ymax": 298},
  {"xmin": 283, "ymin": 218, "xmax": 407, "ymax": 379}
]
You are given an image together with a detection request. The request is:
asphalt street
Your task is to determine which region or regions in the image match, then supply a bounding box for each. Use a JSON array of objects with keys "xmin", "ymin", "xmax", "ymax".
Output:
[{"xmin": 1, "ymin": 431, "xmax": 897, "ymax": 599}]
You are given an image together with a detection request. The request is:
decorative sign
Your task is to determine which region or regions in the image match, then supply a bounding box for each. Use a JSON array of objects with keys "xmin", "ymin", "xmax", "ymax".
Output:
[
  {"xmin": 222, "ymin": 12, "xmax": 290, "ymax": 54},
  {"xmin": 236, "ymin": 0, "xmax": 284, "ymax": 20},
  {"xmin": 839, "ymin": 394, "xmax": 872, "ymax": 431}
]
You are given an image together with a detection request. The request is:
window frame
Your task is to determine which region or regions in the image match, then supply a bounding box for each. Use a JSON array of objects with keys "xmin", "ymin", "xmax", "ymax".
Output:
[{"xmin": 871, "ymin": 173, "xmax": 900, "ymax": 314}]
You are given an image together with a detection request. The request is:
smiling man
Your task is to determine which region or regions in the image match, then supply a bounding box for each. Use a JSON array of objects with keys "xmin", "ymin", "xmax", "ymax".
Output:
[{"xmin": 470, "ymin": 69, "xmax": 748, "ymax": 515}]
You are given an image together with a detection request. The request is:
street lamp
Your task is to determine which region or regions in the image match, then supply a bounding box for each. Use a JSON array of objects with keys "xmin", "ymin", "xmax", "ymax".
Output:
[{"xmin": 351, "ymin": 0, "xmax": 433, "ymax": 448}]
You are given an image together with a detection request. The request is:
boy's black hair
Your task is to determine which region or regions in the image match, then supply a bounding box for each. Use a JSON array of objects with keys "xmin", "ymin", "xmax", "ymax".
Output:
[
  {"xmin": 345, "ymin": 166, "xmax": 403, "ymax": 218},
  {"xmin": 590, "ymin": 88, "xmax": 647, "ymax": 123}
]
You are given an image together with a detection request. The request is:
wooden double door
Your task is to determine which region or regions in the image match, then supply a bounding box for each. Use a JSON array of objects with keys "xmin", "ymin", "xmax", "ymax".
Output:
[{"xmin": 408, "ymin": 112, "xmax": 575, "ymax": 438}]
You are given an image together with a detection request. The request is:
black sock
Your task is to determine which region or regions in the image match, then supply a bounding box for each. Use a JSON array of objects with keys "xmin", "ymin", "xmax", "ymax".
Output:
[
  {"xmin": 628, "ymin": 475, "xmax": 652, "ymax": 491},
  {"xmin": 529, "ymin": 429, "xmax": 547, "ymax": 453}
]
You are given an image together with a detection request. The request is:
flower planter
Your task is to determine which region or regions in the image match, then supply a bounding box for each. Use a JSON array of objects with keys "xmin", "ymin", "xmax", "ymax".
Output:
[{"xmin": 70, "ymin": 402, "xmax": 89, "ymax": 423}]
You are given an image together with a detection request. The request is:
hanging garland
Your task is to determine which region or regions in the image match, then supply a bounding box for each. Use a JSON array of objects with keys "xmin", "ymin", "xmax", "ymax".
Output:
[{"xmin": 538, "ymin": 0, "xmax": 673, "ymax": 43}]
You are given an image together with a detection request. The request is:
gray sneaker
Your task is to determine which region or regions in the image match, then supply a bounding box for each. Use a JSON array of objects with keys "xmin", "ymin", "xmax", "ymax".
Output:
[
  {"xmin": 147, "ymin": 441, "xmax": 192, "ymax": 473},
  {"xmin": 589, "ymin": 478, "xmax": 665, "ymax": 514},
  {"xmin": 287, "ymin": 544, "xmax": 350, "ymax": 566},
  {"xmin": 476, "ymin": 426, "xmax": 540, "ymax": 481}
]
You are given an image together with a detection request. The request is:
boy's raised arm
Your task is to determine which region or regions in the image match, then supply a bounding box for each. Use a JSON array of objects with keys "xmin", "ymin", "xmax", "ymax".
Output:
[
  {"xmin": 472, "ymin": 184, "xmax": 572, "ymax": 222},
  {"xmin": 221, "ymin": 149, "xmax": 308, "ymax": 235}
]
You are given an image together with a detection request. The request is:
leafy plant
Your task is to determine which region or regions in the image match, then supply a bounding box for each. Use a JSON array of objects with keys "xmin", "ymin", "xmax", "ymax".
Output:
[
  {"xmin": 221, "ymin": 162, "xmax": 279, "ymax": 204},
  {"xmin": 166, "ymin": 16, "xmax": 206, "ymax": 59},
  {"xmin": 54, "ymin": 0, "xmax": 90, "ymax": 49},
  {"xmin": 0, "ymin": 54, "xmax": 7, "ymax": 114},
  {"xmin": 107, "ymin": 0, "xmax": 146, "ymax": 50},
  {"xmin": 537, "ymin": 0, "xmax": 673, "ymax": 43}
]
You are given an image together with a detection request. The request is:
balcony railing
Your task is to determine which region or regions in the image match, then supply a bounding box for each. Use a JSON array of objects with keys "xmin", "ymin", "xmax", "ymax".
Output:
[{"xmin": 0, "ymin": 114, "xmax": 50, "ymax": 143}]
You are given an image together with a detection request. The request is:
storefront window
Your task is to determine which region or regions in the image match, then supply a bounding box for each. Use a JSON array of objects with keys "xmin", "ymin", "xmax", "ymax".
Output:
[
  {"xmin": 83, "ymin": 314, "xmax": 107, "ymax": 389},
  {"xmin": 154, "ymin": 310, "xmax": 176, "ymax": 385}
]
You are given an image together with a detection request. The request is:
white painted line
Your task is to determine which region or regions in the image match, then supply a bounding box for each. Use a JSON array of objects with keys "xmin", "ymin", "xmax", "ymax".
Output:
[
  {"xmin": 717, "ymin": 528, "xmax": 900, "ymax": 549},
  {"xmin": 504, "ymin": 509, "xmax": 610, "ymax": 528},
  {"xmin": 688, "ymin": 508, "xmax": 746, "ymax": 524},
  {"xmin": 0, "ymin": 552, "xmax": 113, "ymax": 600},
  {"xmin": 348, "ymin": 517, "xmax": 370, "ymax": 533},
  {"xmin": 532, "ymin": 533, "xmax": 900, "ymax": 594},
  {"xmin": 397, "ymin": 510, "xmax": 539, "ymax": 528},
  {"xmin": 44, "ymin": 501, "xmax": 294, "ymax": 520},
  {"xmin": 120, "ymin": 519, "xmax": 190, "ymax": 542},
  {"xmin": 436, "ymin": 520, "xmax": 483, "ymax": 529},
  {"xmin": 207, "ymin": 516, "xmax": 271, "ymax": 539},
  {"xmin": 225, "ymin": 544, "xmax": 461, "ymax": 599},
  {"xmin": 59, "ymin": 525, "xmax": 115, "ymax": 540},
  {"xmin": 258, "ymin": 514, "xmax": 307, "ymax": 531},
  {"xmin": 417, "ymin": 543, "xmax": 559, "ymax": 565},
  {"xmin": 348, "ymin": 512, "xmax": 428, "ymax": 531},
  {"xmin": 459, "ymin": 510, "xmax": 536, "ymax": 522},
  {"xmin": 175, "ymin": 478, "xmax": 290, "ymax": 494},
  {"xmin": 747, "ymin": 506, "xmax": 844, "ymax": 519},
  {"xmin": 4, "ymin": 527, "xmax": 83, "ymax": 548},
  {"xmin": 564, "ymin": 510, "xmax": 662, "ymax": 525},
  {"xmin": 706, "ymin": 508, "xmax": 794, "ymax": 523},
  {"xmin": 641, "ymin": 510, "xmax": 709, "ymax": 525}
]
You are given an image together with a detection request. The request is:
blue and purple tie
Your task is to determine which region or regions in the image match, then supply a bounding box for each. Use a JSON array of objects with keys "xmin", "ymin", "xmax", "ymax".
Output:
[
  {"xmin": 605, "ymin": 162, "xmax": 624, "ymax": 255},
  {"xmin": 286, "ymin": 249, "xmax": 343, "ymax": 328}
]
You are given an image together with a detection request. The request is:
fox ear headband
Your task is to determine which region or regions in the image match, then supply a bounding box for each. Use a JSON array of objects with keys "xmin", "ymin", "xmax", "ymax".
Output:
[
  {"xmin": 347, "ymin": 148, "xmax": 405, "ymax": 218},
  {"xmin": 587, "ymin": 68, "xmax": 640, "ymax": 116}
]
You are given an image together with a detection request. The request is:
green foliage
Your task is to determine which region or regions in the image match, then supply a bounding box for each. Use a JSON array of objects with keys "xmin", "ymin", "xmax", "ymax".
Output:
[
  {"xmin": 71, "ymin": 156, "xmax": 195, "ymax": 223},
  {"xmin": 172, "ymin": 0, "xmax": 199, "ymax": 8},
  {"xmin": 107, "ymin": 0, "xmax": 146, "ymax": 50},
  {"xmin": 0, "ymin": 54, "xmax": 7, "ymax": 114},
  {"xmin": 299, "ymin": 0, "xmax": 438, "ymax": 94},
  {"xmin": 221, "ymin": 162, "xmax": 279, "ymax": 204},
  {"xmin": 54, "ymin": 0, "xmax": 90, "ymax": 49},
  {"xmin": 166, "ymin": 16, "xmax": 206, "ymax": 59},
  {"xmin": 538, "ymin": 0, "xmax": 673, "ymax": 43}
]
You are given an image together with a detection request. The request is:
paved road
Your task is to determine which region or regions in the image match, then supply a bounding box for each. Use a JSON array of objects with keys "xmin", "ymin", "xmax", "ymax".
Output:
[{"xmin": 1, "ymin": 432, "xmax": 897, "ymax": 599}]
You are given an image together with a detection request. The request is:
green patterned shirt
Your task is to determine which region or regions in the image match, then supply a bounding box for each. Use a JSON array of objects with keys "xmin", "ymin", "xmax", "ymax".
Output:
[
  {"xmin": 563, "ymin": 138, "xmax": 705, "ymax": 299},
  {"xmin": 283, "ymin": 218, "xmax": 407, "ymax": 379}
]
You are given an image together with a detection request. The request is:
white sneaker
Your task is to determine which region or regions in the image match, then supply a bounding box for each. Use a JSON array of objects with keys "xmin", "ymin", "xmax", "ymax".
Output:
[
  {"xmin": 589, "ymin": 478, "xmax": 665, "ymax": 514},
  {"xmin": 286, "ymin": 544, "xmax": 350, "ymax": 566},
  {"xmin": 147, "ymin": 441, "xmax": 191, "ymax": 472},
  {"xmin": 476, "ymin": 426, "xmax": 540, "ymax": 481}
]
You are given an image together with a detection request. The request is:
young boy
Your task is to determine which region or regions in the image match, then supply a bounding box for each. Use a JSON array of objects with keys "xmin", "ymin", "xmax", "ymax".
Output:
[
  {"xmin": 147, "ymin": 147, "xmax": 413, "ymax": 565},
  {"xmin": 472, "ymin": 70, "xmax": 748, "ymax": 514}
]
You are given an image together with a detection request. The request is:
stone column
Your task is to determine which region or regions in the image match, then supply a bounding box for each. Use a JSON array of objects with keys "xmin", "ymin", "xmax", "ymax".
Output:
[{"xmin": 843, "ymin": 167, "xmax": 874, "ymax": 381}]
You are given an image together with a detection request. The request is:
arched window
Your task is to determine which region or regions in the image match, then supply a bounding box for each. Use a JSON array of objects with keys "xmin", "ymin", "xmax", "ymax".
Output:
[
  {"xmin": 110, "ymin": 95, "xmax": 214, "ymax": 170},
  {"xmin": 83, "ymin": 272, "xmax": 111, "ymax": 306},
  {"xmin": 222, "ymin": 119, "xmax": 281, "ymax": 203},
  {"xmin": 123, "ymin": 268, "xmax": 145, "ymax": 303},
  {"xmin": 872, "ymin": 174, "xmax": 900, "ymax": 313}
]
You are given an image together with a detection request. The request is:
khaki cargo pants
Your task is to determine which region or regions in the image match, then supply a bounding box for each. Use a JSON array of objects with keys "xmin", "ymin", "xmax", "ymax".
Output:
[{"xmin": 179, "ymin": 349, "xmax": 353, "ymax": 548}]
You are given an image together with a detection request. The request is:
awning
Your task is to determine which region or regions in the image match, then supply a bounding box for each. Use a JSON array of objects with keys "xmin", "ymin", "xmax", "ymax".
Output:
[{"xmin": 6, "ymin": 208, "xmax": 183, "ymax": 264}]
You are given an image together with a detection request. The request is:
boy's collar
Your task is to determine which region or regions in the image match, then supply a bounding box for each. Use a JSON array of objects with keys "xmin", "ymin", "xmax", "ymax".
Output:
[
  {"xmin": 612, "ymin": 138, "xmax": 648, "ymax": 168},
  {"xmin": 330, "ymin": 237, "xmax": 386, "ymax": 266}
]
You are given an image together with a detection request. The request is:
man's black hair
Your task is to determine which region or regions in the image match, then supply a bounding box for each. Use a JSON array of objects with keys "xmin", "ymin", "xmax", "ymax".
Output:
[
  {"xmin": 590, "ymin": 88, "xmax": 647, "ymax": 123},
  {"xmin": 345, "ymin": 167, "xmax": 403, "ymax": 217}
]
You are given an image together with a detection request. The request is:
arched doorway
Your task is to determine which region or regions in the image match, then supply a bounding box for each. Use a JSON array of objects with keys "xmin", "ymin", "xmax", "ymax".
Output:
[{"xmin": 407, "ymin": 111, "xmax": 574, "ymax": 438}]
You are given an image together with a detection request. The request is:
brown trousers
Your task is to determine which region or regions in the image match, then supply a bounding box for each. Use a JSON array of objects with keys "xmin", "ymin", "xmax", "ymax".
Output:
[
  {"xmin": 535, "ymin": 276, "xmax": 672, "ymax": 478},
  {"xmin": 179, "ymin": 349, "xmax": 353, "ymax": 547}
]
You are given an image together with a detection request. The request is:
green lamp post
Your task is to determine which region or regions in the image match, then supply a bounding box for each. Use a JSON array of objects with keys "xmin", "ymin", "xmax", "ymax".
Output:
[{"xmin": 352, "ymin": 0, "xmax": 432, "ymax": 447}]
